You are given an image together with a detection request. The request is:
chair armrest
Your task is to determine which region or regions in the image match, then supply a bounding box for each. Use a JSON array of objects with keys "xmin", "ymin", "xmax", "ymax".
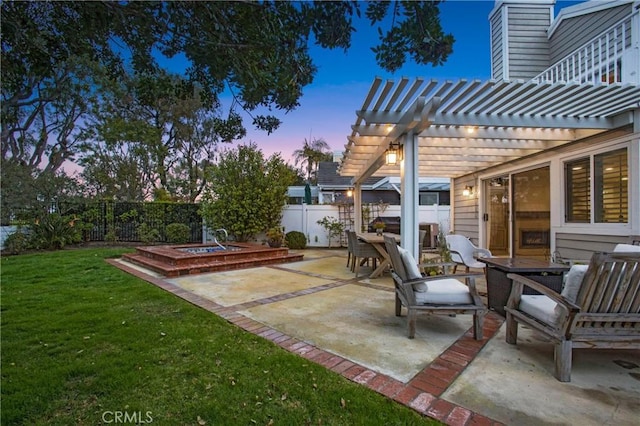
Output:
[
  {"xmin": 417, "ymin": 261, "xmax": 458, "ymax": 269},
  {"xmin": 401, "ymin": 271, "xmax": 482, "ymax": 285},
  {"xmin": 448, "ymin": 250, "xmax": 464, "ymax": 264},
  {"xmin": 506, "ymin": 273, "xmax": 580, "ymax": 311},
  {"xmin": 473, "ymin": 248, "xmax": 491, "ymax": 259}
]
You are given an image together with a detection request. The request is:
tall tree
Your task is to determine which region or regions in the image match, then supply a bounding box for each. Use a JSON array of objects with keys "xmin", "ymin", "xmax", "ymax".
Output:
[
  {"xmin": 2, "ymin": 1, "xmax": 454, "ymax": 204},
  {"xmin": 201, "ymin": 143, "xmax": 296, "ymax": 242},
  {"xmin": 2, "ymin": 1, "xmax": 454, "ymax": 142},
  {"xmin": 293, "ymin": 137, "xmax": 332, "ymax": 183}
]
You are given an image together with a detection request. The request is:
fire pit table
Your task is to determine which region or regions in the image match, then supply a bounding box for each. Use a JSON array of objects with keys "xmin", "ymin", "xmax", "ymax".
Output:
[{"xmin": 481, "ymin": 257, "xmax": 570, "ymax": 316}]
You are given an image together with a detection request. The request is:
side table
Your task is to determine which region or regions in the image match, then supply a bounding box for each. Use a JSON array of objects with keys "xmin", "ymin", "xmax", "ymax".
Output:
[{"xmin": 481, "ymin": 257, "xmax": 570, "ymax": 316}]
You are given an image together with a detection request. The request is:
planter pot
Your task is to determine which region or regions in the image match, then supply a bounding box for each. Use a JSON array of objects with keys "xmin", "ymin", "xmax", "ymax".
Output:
[{"xmin": 268, "ymin": 240, "xmax": 282, "ymax": 248}]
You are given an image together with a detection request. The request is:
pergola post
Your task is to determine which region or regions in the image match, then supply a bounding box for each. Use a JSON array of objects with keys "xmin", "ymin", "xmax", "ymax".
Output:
[
  {"xmin": 353, "ymin": 182, "xmax": 362, "ymax": 232},
  {"xmin": 400, "ymin": 130, "xmax": 420, "ymax": 260}
]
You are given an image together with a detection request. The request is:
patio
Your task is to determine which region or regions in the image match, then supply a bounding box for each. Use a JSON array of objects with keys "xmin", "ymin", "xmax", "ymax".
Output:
[{"xmin": 113, "ymin": 248, "xmax": 640, "ymax": 425}]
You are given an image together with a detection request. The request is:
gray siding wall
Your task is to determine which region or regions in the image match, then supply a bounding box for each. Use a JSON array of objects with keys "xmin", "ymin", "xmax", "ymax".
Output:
[
  {"xmin": 506, "ymin": 5, "xmax": 552, "ymax": 79},
  {"xmin": 549, "ymin": 4, "xmax": 632, "ymax": 64},
  {"xmin": 451, "ymin": 176, "xmax": 479, "ymax": 244},
  {"xmin": 555, "ymin": 233, "xmax": 634, "ymax": 262},
  {"xmin": 490, "ymin": 10, "xmax": 504, "ymax": 80},
  {"xmin": 452, "ymin": 126, "xmax": 635, "ymax": 257}
]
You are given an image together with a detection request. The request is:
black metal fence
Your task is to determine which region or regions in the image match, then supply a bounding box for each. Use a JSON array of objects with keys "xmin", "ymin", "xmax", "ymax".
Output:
[{"xmin": 62, "ymin": 201, "xmax": 202, "ymax": 243}]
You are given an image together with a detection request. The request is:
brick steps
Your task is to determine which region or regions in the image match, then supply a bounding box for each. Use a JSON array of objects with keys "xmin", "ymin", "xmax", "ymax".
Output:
[{"xmin": 122, "ymin": 243, "xmax": 304, "ymax": 277}]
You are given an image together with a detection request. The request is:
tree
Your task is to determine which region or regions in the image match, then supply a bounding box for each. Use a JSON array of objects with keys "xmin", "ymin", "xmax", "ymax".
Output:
[
  {"xmin": 2, "ymin": 1, "xmax": 453, "ymax": 205},
  {"xmin": 200, "ymin": 144, "xmax": 296, "ymax": 242},
  {"xmin": 2, "ymin": 1, "xmax": 454, "ymax": 138},
  {"xmin": 79, "ymin": 70, "xmax": 245, "ymax": 201},
  {"xmin": 293, "ymin": 137, "xmax": 333, "ymax": 183}
]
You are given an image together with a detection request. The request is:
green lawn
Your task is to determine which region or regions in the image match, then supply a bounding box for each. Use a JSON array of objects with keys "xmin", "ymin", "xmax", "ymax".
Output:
[{"xmin": 1, "ymin": 248, "xmax": 437, "ymax": 425}]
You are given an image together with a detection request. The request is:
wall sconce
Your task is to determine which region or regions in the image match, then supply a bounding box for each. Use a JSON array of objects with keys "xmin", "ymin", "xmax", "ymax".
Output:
[
  {"xmin": 346, "ymin": 188, "xmax": 353, "ymax": 197},
  {"xmin": 463, "ymin": 185, "xmax": 474, "ymax": 197},
  {"xmin": 385, "ymin": 143, "xmax": 399, "ymax": 166}
]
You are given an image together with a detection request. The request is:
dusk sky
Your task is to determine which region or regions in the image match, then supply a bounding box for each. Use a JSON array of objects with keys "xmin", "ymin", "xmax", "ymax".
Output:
[{"xmin": 214, "ymin": 0, "xmax": 582, "ymax": 164}]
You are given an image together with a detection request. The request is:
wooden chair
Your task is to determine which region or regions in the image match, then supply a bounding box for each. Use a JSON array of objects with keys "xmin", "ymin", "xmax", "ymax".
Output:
[
  {"xmin": 445, "ymin": 234, "xmax": 492, "ymax": 273},
  {"xmin": 384, "ymin": 236, "xmax": 487, "ymax": 339},
  {"xmin": 347, "ymin": 231, "xmax": 380, "ymax": 278},
  {"xmin": 505, "ymin": 250, "xmax": 640, "ymax": 382}
]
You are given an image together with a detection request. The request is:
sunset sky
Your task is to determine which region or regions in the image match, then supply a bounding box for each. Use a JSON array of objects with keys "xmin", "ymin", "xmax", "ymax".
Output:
[{"xmin": 166, "ymin": 0, "xmax": 582, "ymax": 165}]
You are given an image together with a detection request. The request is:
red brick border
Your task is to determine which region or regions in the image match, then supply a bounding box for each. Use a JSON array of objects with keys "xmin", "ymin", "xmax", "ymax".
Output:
[{"xmin": 109, "ymin": 258, "xmax": 506, "ymax": 425}]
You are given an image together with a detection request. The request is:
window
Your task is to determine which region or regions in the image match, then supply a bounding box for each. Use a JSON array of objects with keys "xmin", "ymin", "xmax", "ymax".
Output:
[
  {"xmin": 419, "ymin": 193, "xmax": 439, "ymax": 205},
  {"xmin": 594, "ymin": 148, "xmax": 627, "ymax": 223},
  {"xmin": 565, "ymin": 157, "xmax": 590, "ymax": 222},
  {"xmin": 565, "ymin": 147, "xmax": 628, "ymax": 224}
]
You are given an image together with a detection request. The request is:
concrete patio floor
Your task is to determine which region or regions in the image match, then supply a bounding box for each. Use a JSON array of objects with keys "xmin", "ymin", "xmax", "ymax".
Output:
[{"xmin": 113, "ymin": 248, "xmax": 640, "ymax": 425}]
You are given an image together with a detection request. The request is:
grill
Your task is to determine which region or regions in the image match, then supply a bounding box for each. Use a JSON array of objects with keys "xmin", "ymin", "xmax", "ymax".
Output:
[{"xmin": 368, "ymin": 216, "xmax": 401, "ymax": 234}]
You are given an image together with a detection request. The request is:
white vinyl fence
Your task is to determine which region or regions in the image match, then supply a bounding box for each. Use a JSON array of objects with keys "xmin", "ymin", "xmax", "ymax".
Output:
[{"xmin": 280, "ymin": 204, "xmax": 450, "ymax": 247}]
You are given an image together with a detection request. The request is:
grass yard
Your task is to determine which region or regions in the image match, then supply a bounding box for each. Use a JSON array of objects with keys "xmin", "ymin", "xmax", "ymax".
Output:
[{"xmin": 1, "ymin": 248, "xmax": 437, "ymax": 425}]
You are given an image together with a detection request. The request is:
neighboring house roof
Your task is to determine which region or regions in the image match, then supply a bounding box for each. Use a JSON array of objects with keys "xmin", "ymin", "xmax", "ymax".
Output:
[
  {"xmin": 316, "ymin": 162, "xmax": 379, "ymax": 188},
  {"xmin": 317, "ymin": 162, "xmax": 451, "ymax": 191}
]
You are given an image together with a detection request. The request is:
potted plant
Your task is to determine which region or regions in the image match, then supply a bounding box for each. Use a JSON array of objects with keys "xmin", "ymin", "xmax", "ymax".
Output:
[
  {"xmin": 266, "ymin": 227, "xmax": 284, "ymax": 248},
  {"xmin": 373, "ymin": 220, "xmax": 386, "ymax": 235}
]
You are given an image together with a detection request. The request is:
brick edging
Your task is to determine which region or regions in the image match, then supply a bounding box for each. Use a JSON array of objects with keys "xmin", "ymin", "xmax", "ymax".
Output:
[{"xmin": 109, "ymin": 258, "xmax": 505, "ymax": 425}]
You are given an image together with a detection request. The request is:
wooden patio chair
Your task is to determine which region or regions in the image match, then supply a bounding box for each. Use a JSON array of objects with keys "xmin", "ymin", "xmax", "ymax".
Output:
[
  {"xmin": 505, "ymin": 248, "xmax": 640, "ymax": 382},
  {"xmin": 384, "ymin": 236, "xmax": 487, "ymax": 340}
]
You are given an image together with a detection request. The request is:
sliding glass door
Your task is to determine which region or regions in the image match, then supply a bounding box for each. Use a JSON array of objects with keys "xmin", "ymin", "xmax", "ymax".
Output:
[
  {"xmin": 484, "ymin": 176, "xmax": 510, "ymax": 256},
  {"xmin": 483, "ymin": 166, "xmax": 550, "ymax": 258}
]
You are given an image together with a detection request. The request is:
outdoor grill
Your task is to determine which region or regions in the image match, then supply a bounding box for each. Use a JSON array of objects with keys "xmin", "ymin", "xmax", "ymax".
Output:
[{"xmin": 367, "ymin": 216, "xmax": 401, "ymax": 234}]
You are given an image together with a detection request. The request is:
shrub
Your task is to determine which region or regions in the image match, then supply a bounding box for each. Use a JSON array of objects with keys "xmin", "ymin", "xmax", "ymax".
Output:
[
  {"xmin": 166, "ymin": 223, "xmax": 191, "ymax": 244},
  {"xmin": 285, "ymin": 231, "xmax": 307, "ymax": 249},
  {"xmin": 137, "ymin": 223, "xmax": 161, "ymax": 244},
  {"xmin": 3, "ymin": 229, "xmax": 30, "ymax": 254},
  {"xmin": 317, "ymin": 216, "xmax": 345, "ymax": 248},
  {"xmin": 30, "ymin": 214, "xmax": 82, "ymax": 250}
]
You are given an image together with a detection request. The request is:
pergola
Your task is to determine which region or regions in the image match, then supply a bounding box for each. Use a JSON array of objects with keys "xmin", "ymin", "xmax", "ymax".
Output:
[{"xmin": 339, "ymin": 77, "xmax": 640, "ymax": 258}]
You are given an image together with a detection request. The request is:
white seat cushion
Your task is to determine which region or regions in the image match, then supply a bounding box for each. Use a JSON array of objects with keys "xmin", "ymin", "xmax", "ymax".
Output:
[
  {"xmin": 520, "ymin": 295, "xmax": 561, "ymax": 326},
  {"xmin": 415, "ymin": 278, "xmax": 472, "ymax": 304},
  {"xmin": 613, "ymin": 243, "xmax": 640, "ymax": 253}
]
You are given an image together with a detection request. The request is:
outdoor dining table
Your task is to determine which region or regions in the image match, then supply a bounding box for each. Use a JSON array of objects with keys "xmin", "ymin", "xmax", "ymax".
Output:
[{"xmin": 355, "ymin": 232, "xmax": 401, "ymax": 278}]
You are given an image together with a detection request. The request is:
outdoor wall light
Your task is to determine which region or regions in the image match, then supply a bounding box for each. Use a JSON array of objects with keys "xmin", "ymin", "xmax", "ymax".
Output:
[
  {"xmin": 346, "ymin": 188, "xmax": 353, "ymax": 197},
  {"xmin": 385, "ymin": 143, "xmax": 399, "ymax": 166},
  {"xmin": 463, "ymin": 185, "xmax": 474, "ymax": 197}
]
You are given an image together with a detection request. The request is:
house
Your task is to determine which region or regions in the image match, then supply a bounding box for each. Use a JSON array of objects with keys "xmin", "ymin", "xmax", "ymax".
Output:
[
  {"xmin": 315, "ymin": 161, "xmax": 450, "ymax": 205},
  {"xmin": 339, "ymin": 0, "xmax": 640, "ymax": 261}
]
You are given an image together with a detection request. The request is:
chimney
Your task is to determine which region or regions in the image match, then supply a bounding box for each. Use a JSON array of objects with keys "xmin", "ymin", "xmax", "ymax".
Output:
[{"xmin": 489, "ymin": 0, "xmax": 555, "ymax": 80}]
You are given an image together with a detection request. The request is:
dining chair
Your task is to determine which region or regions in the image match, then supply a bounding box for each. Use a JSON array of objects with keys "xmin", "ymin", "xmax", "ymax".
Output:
[{"xmin": 347, "ymin": 231, "xmax": 380, "ymax": 278}]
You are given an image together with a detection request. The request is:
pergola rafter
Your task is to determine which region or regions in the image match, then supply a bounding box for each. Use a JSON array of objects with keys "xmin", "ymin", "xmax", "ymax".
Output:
[{"xmin": 340, "ymin": 78, "xmax": 640, "ymax": 181}]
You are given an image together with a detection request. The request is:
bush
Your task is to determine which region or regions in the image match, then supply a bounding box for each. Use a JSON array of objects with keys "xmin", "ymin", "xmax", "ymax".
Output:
[
  {"xmin": 285, "ymin": 231, "xmax": 307, "ymax": 249},
  {"xmin": 3, "ymin": 229, "xmax": 30, "ymax": 254},
  {"xmin": 30, "ymin": 214, "xmax": 82, "ymax": 250},
  {"xmin": 166, "ymin": 223, "xmax": 191, "ymax": 244},
  {"xmin": 137, "ymin": 223, "xmax": 161, "ymax": 244}
]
